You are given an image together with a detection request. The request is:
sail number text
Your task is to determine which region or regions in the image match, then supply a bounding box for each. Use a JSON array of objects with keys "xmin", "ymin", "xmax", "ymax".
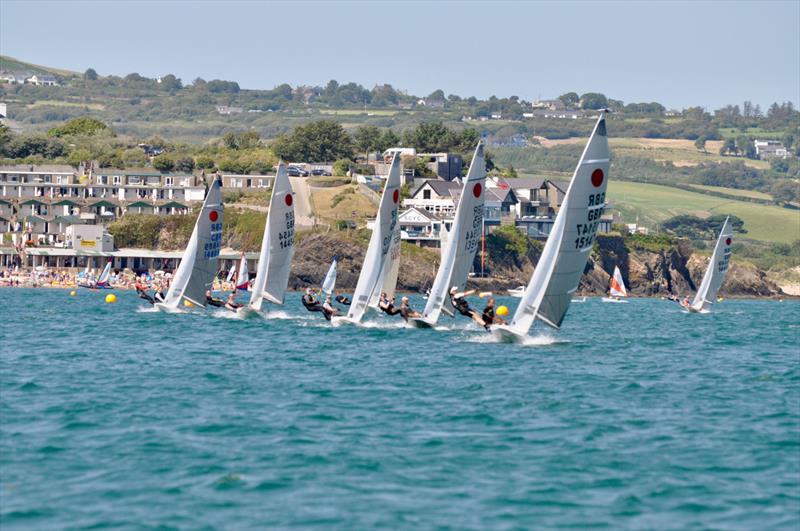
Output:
[
  {"xmin": 204, "ymin": 222, "xmax": 223, "ymax": 259},
  {"xmin": 278, "ymin": 211, "xmax": 295, "ymax": 249}
]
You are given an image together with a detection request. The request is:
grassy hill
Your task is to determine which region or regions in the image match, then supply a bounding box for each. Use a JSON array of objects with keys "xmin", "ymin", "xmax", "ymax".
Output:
[
  {"xmin": 607, "ymin": 182, "xmax": 799, "ymax": 244},
  {"xmin": 0, "ymin": 55, "xmax": 79, "ymax": 77}
]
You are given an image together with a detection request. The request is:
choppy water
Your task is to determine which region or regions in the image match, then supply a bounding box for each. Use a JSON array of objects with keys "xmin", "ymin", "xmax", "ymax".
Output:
[{"xmin": 1, "ymin": 288, "xmax": 798, "ymax": 529}]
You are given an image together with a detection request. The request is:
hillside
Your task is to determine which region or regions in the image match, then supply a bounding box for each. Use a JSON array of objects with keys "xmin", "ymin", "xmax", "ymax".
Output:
[{"xmin": 0, "ymin": 55, "xmax": 79, "ymax": 78}]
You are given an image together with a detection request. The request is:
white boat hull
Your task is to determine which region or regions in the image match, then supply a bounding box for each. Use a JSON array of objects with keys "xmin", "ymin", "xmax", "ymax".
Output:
[
  {"xmin": 601, "ymin": 297, "xmax": 628, "ymax": 303},
  {"xmin": 331, "ymin": 316, "xmax": 360, "ymax": 326},
  {"xmin": 236, "ymin": 306, "xmax": 261, "ymax": 319},
  {"xmin": 490, "ymin": 325, "xmax": 527, "ymax": 344},
  {"xmin": 406, "ymin": 317, "xmax": 435, "ymax": 329},
  {"xmin": 154, "ymin": 302, "xmax": 183, "ymax": 313}
]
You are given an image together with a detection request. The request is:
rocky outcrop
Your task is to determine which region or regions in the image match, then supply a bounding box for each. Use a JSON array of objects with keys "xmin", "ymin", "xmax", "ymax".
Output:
[{"xmin": 287, "ymin": 230, "xmax": 784, "ymax": 298}]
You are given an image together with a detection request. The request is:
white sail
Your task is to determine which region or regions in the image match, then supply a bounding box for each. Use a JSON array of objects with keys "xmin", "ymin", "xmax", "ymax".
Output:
[
  {"xmin": 235, "ymin": 253, "xmax": 249, "ymax": 290},
  {"xmin": 226, "ymin": 263, "xmax": 235, "ymax": 282},
  {"xmin": 369, "ymin": 156, "xmax": 403, "ymax": 308},
  {"xmin": 505, "ymin": 113, "xmax": 610, "ymax": 335},
  {"xmin": 161, "ymin": 177, "xmax": 223, "ymax": 308},
  {"xmin": 322, "ymin": 257, "xmax": 337, "ymax": 296},
  {"xmin": 97, "ymin": 261, "xmax": 112, "ymax": 285},
  {"xmin": 345, "ymin": 153, "xmax": 402, "ymax": 322},
  {"xmin": 609, "ymin": 265, "xmax": 627, "ymax": 297},
  {"xmin": 420, "ymin": 142, "xmax": 486, "ymax": 324},
  {"xmin": 249, "ymin": 163, "xmax": 295, "ymax": 310},
  {"xmin": 691, "ymin": 217, "xmax": 733, "ymax": 311}
]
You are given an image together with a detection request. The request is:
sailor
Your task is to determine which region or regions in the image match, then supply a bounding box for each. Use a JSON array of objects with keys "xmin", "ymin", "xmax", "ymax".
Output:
[
  {"xmin": 135, "ymin": 281, "xmax": 155, "ymax": 305},
  {"xmin": 450, "ymin": 287, "xmax": 487, "ymax": 328},
  {"xmin": 302, "ymin": 287, "xmax": 329, "ymax": 319},
  {"xmin": 225, "ymin": 292, "xmax": 243, "ymax": 312},
  {"xmin": 481, "ymin": 297, "xmax": 505, "ymax": 326},
  {"xmin": 335, "ymin": 292, "xmax": 351, "ymax": 305},
  {"xmin": 154, "ymin": 285, "xmax": 166, "ymax": 303},
  {"xmin": 322, "ymin": 295, "xmax": 341, "ymax": 319},
  {"xmin": 681, "ymin": 296, "xmax": 691, "ymax": 308},
  {"xmin": 378, "ymin": 292, "xmax": 402, "ymax": 316},
  {"xmin": 205, "ymin": 290, "xmax": 225, "ymax": 307},
  {"xmin": 399, "ymin": 296, "xmax": 421, "ymax": 322}
]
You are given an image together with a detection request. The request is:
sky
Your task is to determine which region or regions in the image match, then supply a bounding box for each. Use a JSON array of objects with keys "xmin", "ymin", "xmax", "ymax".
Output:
[{"xmin": 1, "ymin": 0, "xmax": 798, "ymax": 110}]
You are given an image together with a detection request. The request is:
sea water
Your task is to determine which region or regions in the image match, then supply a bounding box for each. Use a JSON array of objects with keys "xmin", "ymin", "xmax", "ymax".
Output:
[{"xmin": 1, "ymin": 289, "xmax": 798, "ymax": 529}]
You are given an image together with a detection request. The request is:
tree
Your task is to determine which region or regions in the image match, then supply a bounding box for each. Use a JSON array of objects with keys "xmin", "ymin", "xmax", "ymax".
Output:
[
  {"xmin": 771, "ymin": 180, "xmax": 800, "ymax": 204},
  {"xmin": 159, "ymin": 74, "xmax": 182, "ymax": 91},
  {"xmin": 83, "ymin": 68, "xmax": 98, "ymax": 81},
  {"xmin": 195, "ymin": 155, "xmax": 215, "ymax": 169},
  {"xmin": 174, "ymin": 156, "xmax": 195, "ymax": 173},
  {"xmin": 580, "ymin": 92, "xmax": 608, "ymax": 110},
  {"xmin": 47, "ymin": 117, "xmax": 110, "ymax": 138},
  {"xmin": 694, "ymin": 136, "xmax": 707, "ymax": 153},
  {"xmin": 558, "ymin": 92, "xmax": 579, "ymax": 108},
  {"xmin": 376, "ymin": 129, "xmax": 400, "ymax": 153},
  {"xmin": 354, "ymin": 125, "xmax": 381, "ymax": 156},
  {"xmin": 153, "ymin": 155, "xmax": 175, "ymax": 172},
  {"xmin": 272, "ymin": 120, "xmax": 354, "ymax": 162},
  {"xmin": 720, "ymin": 138, "xmax": 737, "ymax": 156}
]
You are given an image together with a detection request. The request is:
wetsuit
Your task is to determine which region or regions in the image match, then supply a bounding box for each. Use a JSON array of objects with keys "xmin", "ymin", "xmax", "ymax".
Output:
[
  {"xmin": 482, "ymin": 306, "xmax": 497, "ymax": 325},
  {"xmin": 154, "ymin": 291, "xmax": 166, "ymax": 303},
  {"xmin": 451, "ymin": 295, "xmax": 474, "ymax": 317},
  {"xmin": 335, "ymin": 295, "xmax": 351, "ymax": 306},
  {"xmin": 399, "ymin": 303, "xmax": 420, "ymax": 322},
  {"xmin": 379, "ymin": 297, "xmax": 402, "ymax": 316},
  {"xmin": 206, "ymin": 295, "xmax": 225, "ymax": 307},
  {"xmin": 303, "ymin": 293, "xmax": 330, "ymax": 320},
  {"xmin": 136, "ymin": 286, "xmax": 155, "ymax": 305}
]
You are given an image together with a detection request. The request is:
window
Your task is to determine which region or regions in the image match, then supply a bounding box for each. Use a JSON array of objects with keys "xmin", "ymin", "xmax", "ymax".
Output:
[
  {"xmin": 165, "ymin": 177, "xmax": 173, "ymax": 186},
  {"xmin": 43, "ymin": 175, "xmax": 52, "ymax": 183},
  {"xmin": 423, "ymin": 189, "xmax": 431, "ymax": 200},
  {"xmin": 113, "ymin": 176, "xmax": 121, "ymax": 185},
  {"xmin": 56, "ymin": 176, "xmax": 62, "ymax": 184}
]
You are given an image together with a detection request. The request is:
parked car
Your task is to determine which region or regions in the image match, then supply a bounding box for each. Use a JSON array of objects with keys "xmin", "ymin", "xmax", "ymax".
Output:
[
  {"xmin": 287, "ymin": 166, "xmax": 309, "ymax": 177},
  {"xmin": 310, "ymin": 168, "xmax": 331, "ymax": 176}
]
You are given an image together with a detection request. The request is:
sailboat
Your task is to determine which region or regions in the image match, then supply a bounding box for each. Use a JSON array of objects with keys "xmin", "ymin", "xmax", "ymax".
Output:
[
  {"xmin": 333, "ymin": 153, "xmax": 402, "ymax": 325},
  {"xmin": 240, "ymin": 163, "xmax": 295, "ymax": 315},
  {"xmin": 507, "ymin": 285, "xmax": 526, "ymax": 297},
  {"xmin": 492, "ymin": 112, "xmax": 611, "ymax": 343},
  {"xmin": 226, "ymin": 263, "xmax": 236, "ymax": 283},
  {"xmin": 322, "ymin": 256, "xmax": 337, "ymax": 296},
  {"xmin": 682, "ymin": 217, "xmax": 733, "ymax": 313},
  {"xmin": 407, "ymin": 142, "xmax": 486, "ymax": 328},
  {"xmin": 155, "ymin": 177, "xmax": 223, "ymax": 312},
  {"xmin": 369, "ymin": 160, "xmax": 403, "ymax": 311},
  {"xmin": 235, "ymin": 252, "xmax": 250, "ymax": 291},
  {"xmin": 601, "ymin": 265, "xmax": 628, "ymax": 303}
]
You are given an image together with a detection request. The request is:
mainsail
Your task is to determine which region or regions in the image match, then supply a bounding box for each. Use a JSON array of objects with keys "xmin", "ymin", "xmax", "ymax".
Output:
[
  {"xmin": 691, "ymin": 217, "xmax": 733, "ymax": 311},
  {"xmin": 161, "ymin": 177, "xmax": 223, "ymax": 308},
  {"xmin": 420, "ymin": 142, "xmax": 486, "ymax": 324},
  {"xmin": 235, "ymin": 252, "xmax": 249, "ymax": 290},
  {"xmin": 322, "ymin": 257, "xmax": 337, "ymax": 296},
  {"xmin": 369, "ymin": 156, "xmax": 403, "ymax": 308},
  {"xmin": 345, "ymin": 153, "xmax": 402, "ymax": 322},
  {"xmin": 248, "ymin": 163, "xmax": 295, "ymax": 311},
  {"xmin": 97, "ymin": 260, "xmax": 112, "ymax": 285},
  {"xmin": 505, "ymin": 113, "xmax": 610, "ymax": 335},
  {"xmin": 609, "ymin": 265, "xmax": 627, "ymax": 297}
]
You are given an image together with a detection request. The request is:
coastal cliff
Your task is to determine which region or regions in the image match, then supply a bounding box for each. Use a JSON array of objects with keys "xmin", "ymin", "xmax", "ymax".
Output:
[{"xmin": 287, "ymin": 230, "xmax": 783, "ymax": 298}]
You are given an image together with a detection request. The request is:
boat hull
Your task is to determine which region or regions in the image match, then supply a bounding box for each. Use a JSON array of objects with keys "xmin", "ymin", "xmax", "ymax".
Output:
[
  {"xmin": 601, "ymin": 297, "xmax": 627, "ymax": 303},
  {"xmin": 490, "ymin": 325, "xmax": 527, "ymax": 344},
  {"xmin": 236, "ymin": 306, "xmax": 260, "ymax": 319},
  {"xmin": 154, "ymin": 302, "xmax": 182, "ymax": 313},
  {"xmin": 407, "ymin": 317, "xmax": 434, "ymax": 329},
  {"xmin": 331, "ymin": 316, "xmax": 360, "ymax": 326}
]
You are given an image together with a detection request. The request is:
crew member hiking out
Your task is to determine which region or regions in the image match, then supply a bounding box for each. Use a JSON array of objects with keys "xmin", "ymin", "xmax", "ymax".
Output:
[
  {"xmin": 378, "ymin": 292, "xmax": 402, "ymax": 316},
  {"xmin": 399, "ymin": 296, "xmax": 422, "ymax": 322},
  {"xmin": 450, "ymin": 287, "xmax": 488, "ymax": 329},
  {"xmin": 302, "ymin": 287, "xmax": 330, "ymax": 320}
]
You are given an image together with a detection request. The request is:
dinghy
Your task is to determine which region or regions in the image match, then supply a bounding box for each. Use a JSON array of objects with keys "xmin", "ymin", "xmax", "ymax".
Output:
[
  {"xmin": 235, "ymin": 252, "xmax": 250, "ymax": 291},
  {"xmin": 601, "ymin": 265, "xmax": 628, "ymax": 303},
  {"xmin": 408, "ymin": 142, "xmax": 486, "ymax": 328},
  {"xmin": 95, "ymin": 260, "xmax": 113, "ymax": 288},
  {"xmin": 507, "ymin": 285, "xmax": 526, "ymax": 297},
  {"xmin": 682, "ymin": 217, "xmax": 733, "ymax": 313},
  {"xmin": 239, "ymin": 163, "xmax": 295, "ymax": 317},
  {"xmin": 155, "ymin": 177, "xmax": 223, "ymax": 312},
  {"xmin": 369, "ymin": 158, "xmax": 403, "ymax": 311},
  {"xmin": 333, "ymin": 153, "xmax": 402, "ymax": 325},
  {"xmin": 492, "ymin": 113, "xmax": 611, "ymax": 343},
  {"xmin": 322, "ymin": 257, "xmax": 337, "ymax": 296}
]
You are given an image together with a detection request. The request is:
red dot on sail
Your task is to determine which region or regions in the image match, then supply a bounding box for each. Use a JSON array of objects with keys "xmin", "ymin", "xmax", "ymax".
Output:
[
  {"xmin": 726, "ymin": 237, "xmax": 732, "ymax": 245},
  {"xmin": 285, "ymin": 194, "xmax": 293, "ymax": 206},
  {"xmin": 591, "ymin": 169, "xmax": 604, "ymax": 187},
  {"xmin": 393, "ymin": 189, "xmax": 399, "ymax": 203},
  {"xmin": 209, "ymin": 210, "xmax": 218, "ymax": 222},
  {"xmin": 473, "ymin": 183, "xmax": 482, "ymax": 198}
]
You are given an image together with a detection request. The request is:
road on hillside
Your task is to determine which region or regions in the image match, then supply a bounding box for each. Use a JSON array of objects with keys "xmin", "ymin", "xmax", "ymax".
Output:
[{"xmin": 289, "ymin": 176, "xmax": 315, "ymax": 228}]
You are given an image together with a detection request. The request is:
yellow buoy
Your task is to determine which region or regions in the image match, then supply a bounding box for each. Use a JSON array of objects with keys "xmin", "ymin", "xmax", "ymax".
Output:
[
  {"xmin": 69, "ymin": 290, "xmax": 77, "ymax": 296},
  {"xmin": 183, "ymin": 299, "xmax": 194, "ymax": 308},
  {"xmin": 105, "ymin": 293, "xmax": 117, "ymax": 303},
  {"xmin": 496, "ymin": 305, "xmax": 509, "ymax": 317}
]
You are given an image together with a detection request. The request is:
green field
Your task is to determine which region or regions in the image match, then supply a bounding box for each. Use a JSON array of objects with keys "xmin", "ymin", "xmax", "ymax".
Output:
[
  {"xmin": 718, "ymin": 127, "xmax": 785, "ymax": 140},
  {"xmin": 607, "ymin": 181, "xmax": 800, "ymax": 244},
  {"xmin": 0, "ymin": 55, "xmax": 79, "ymax": 77},
  {"xmin": 688, "ymin": 184, "xmax": 774, "ymax": 201},
  {"xmin": 27, "ymin": 99, "xmax": 106, "ymax": 110},
  {"xmin": 319, "ymin": 109, "xmax": 400, "ymax": 116}
]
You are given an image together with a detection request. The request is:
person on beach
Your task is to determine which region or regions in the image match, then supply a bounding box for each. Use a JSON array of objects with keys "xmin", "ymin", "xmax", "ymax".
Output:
[
  {"xmin": 450, "ymin": 287, "xmax": 487, "ymax": 328},
  {"xmin": 481, "ymin": 298, "xmax": 505, "ymax": 326},
  {"xmin": 399, "ymin": 296, "xmax": 421, "ymax": 322}
]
